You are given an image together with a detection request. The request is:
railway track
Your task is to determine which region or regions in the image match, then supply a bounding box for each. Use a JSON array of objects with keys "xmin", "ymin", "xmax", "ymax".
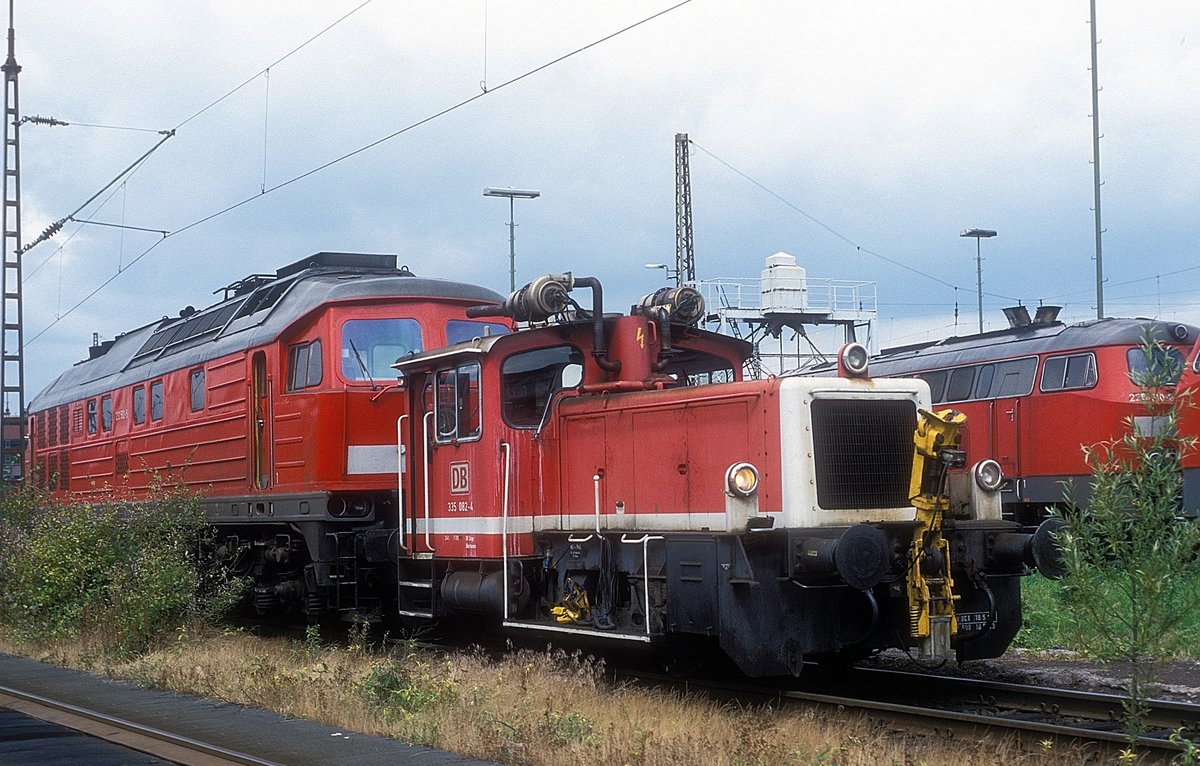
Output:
[
  {"xmin": 0, "ymin": 683, "xmax": 281, "ymax": 766},
  {"xmin": 623, "ymin": 664, "xmax": 1200, "ymax": 757}
]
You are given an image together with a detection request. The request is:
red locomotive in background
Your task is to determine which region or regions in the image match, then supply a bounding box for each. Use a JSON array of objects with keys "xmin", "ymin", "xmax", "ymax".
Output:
[
  {"xmin": 28, "ymin": 255, "xmax": 1061, "ymax": 676},
  {"xmin": 1177, "ymin": 339, "xmax": 1200, "ymax": 517},
  {"xmin": 833, "ymin": 311, "xmax": 1198, "ymax": 524}
]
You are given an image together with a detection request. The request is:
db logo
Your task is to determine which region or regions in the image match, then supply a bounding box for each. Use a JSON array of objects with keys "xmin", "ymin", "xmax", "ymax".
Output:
[{"xmin": 449, "ymin": 461, "xmax": 470, "ymax": 495}]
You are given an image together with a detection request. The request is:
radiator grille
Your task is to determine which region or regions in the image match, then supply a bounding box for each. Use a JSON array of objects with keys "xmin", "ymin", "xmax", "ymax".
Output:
[{"xmin": 811, "ymin": 398, "xmax": 916, "ymax": 509}]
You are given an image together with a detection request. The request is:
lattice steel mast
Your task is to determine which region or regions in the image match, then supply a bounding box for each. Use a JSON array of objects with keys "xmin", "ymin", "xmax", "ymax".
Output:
[
  {"xmin": 1, "ymin": 0, "xmax": 24, "ymax": 482},
  {"xmin": 674, "ymin": 133, "xmax": 695, "ymax": 286}
]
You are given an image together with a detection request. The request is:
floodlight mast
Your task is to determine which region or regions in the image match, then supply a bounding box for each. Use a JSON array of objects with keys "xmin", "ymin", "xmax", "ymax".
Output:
[
  {"xmin": 484, "ymin": 187, "xmax": 540, "ymax": 292},
  {"xmin": 960, "ymin": 228, "xmax": 997, "ymax": 334}
]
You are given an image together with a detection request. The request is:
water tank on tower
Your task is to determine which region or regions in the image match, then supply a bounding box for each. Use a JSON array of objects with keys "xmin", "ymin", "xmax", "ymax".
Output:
[{"xmin": 760, "ymin": 252, "xmax": 808, "ymax": 314}]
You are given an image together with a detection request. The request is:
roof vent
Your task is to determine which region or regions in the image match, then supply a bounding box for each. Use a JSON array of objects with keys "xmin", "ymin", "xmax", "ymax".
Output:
[
  {"xmin": 1033, "ymin": 305, "xmax": 1062, "ymax": 324},
  {"xmin": 1002, "ymin": 305, "xmax": 1031, "ymax": 328}
]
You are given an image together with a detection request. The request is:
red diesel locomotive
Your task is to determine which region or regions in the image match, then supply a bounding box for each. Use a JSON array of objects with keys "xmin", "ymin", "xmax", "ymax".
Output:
[
  {"xmin": 384, "ymin": 273, "xmax": 1061, "ymax": 676},
  {"xmin": 27, "ymin": 252, "xmax": 509, "ymax": 618},
  {"xmin": 28, "ymin": 256, "xmax": 1061, "ymax": 676},
  {"xmin": 843, "ymin": 313, "xmax": 1197, "ymax": 524}
]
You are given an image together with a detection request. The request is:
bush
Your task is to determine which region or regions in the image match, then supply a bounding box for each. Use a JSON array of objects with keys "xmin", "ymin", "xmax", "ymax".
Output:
[
  {"xmin": 0, "ymin": 483, "xmax": 239, "ymax": 656},
  {"xmin": 1053, "ymin": 338, "xmax": 1200, "ymax": 741}
]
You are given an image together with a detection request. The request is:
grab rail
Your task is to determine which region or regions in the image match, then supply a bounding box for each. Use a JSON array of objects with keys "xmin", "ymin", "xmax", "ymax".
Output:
[{"xmin": 422, "ymin": 411, "xmax": 435, "ymax": 553}]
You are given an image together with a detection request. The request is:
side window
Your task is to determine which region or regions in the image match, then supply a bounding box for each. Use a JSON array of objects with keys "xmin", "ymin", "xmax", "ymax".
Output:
[
  {"xmin": 945, "ymin": 366, "xmax": 976, "ymax": 402},
  {"xmin": 101, "ymin": 395, "xmax": 113, "ymax": 432},
  {"xmin": 87, "ymin": 399, "xmax": 98, "ymax": 435},
  {"xmin": 1041, "ymin": 353, "xmax": 1097, "ymax": 392},
  {"xmin": 989, "ymin": 357, "xmax": 1038, "ymax": 397},
  {"xmin": 151, "ymin": 379, "xmax": 164, "ymax": 421},
  {"xmin": 1065, "ymin": 354, "xmax": 1097, "ymax": 389},
  {"xmin": 190, "ymin": 368, "xmax": 206, "ymax": 412},
  {"xmin": 661, "ymin": 349, "xmax": 737, "ymax": 386},
  {"xmin": 973, "ymin": 365, "xmax": 995, "ymax": 399},
  {"xmin": 287, "ymin": 339, "xmax": 323, "ymax": 391},
  {"xmin": 1041, "ymin": 356, "xmax": 1066, "ymax": 391},
  {"xmin": 501, "ymin": 345, "xmax": 585, "ymax": 428},
  {"xmin": 133, "ymin": 385, "xmax": 146, "ymax": 425},
  {"xmin": 917, "ymin": 370, "xmax": 947, "ymax": 403},
  {"xmin": 433, "ymin": 362, "xmax": 481, "ymax": 443}
]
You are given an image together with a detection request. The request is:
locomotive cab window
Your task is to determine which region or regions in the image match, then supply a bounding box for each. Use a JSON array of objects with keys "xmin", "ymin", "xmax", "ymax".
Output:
[
  {"xmin": 501, "ymin": 345, "xmax": 584, "ymax": 428},
  {"xmin": 1127, "ymin": 346, "xmax": 1185, "ymax": 385},
  {"xmin": 287, "ymin": 338, "xmax": 323, "ymax": 391},
  {"xmin": 101, "ymin": 395, "xmax": 113, "ymax": 432},
  {"xmin": 433, "ymin": 361, "xmax": 481, "ymax": 443},
  {"xmin": 87, "ymin": 399, "xmax": 98, "ymax": 435},
  {"xmin": 341, "ymin": 319, "xmax": 422, "ymax": 382},
  {"xmin": 1041, "ymin": 353, "xmax": 1097, "ymax": 392},
  {"xmin": 662, "ymin": 350, "xmax": 737, "ymax": 386}
]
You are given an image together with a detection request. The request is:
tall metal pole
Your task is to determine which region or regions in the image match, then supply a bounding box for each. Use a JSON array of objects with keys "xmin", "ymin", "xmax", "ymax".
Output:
[
  {"xmin": 484, "ymin": 187, "xmax": 539, "ymax": 295},
  {"xmin": 960, "ymin": 228, "xmax": 996, "ymax": 334},
  {"xmin": 506, "ymin": 196, "xmax": 516, "ymax": 293},
  {"xmin": 1, "ymin": 0, "xmax": 24, "ymax": 483},
  {"xmin": 1089, "ymin": 0, "xmax": 1104, "ymax": 319},
  {"xmin": 974, "ymin": 238, "xmax": 984, "ymax": 333}
]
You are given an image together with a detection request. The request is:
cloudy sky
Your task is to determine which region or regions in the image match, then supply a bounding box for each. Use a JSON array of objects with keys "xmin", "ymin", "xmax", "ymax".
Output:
[{"xmin": 12, "ymin": 1, "xmax": 1199, "ymax": 399}]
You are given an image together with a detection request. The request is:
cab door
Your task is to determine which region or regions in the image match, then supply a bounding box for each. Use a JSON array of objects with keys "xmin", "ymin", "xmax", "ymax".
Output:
[
  {"xmin": 249, "ymin": 351, "xmax": 272, "ymax": 489},
  {"xmin": 403, "ymin": 359, "xmax": 489, "ymax": 557},
  {"xmin": 983, "ymin": 357, "xmax": 1037, "ymax": 479}
]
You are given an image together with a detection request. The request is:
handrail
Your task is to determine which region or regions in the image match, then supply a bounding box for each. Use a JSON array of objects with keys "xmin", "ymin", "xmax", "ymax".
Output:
[
  {"xmin": 422, "ymin": 411, "xmax": 435, "ymax": 553},
  {"xmin": 500, "ymin": 441, "xmax": 512, "ymax": 619},
  {"xmin": 396, "ymin": 414, "xmax": 409, "ymax": 552},
  {"xmin": 593, "ymin": 473, "xmax": 602, "ymax": 533},
  {"xmin": 620, "ymin": 534, "xmax": 664, "ymax": 635}
]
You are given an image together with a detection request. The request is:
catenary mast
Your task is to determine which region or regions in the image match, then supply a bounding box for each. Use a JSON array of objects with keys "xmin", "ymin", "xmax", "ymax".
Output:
[{"xmin": 1, "ymin": 0, "xmax": 24, "ymax": 482}]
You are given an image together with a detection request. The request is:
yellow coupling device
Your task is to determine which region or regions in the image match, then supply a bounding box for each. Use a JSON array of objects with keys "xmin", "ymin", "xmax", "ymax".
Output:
[
  {"xmin": 907, "ymin": 408, "xmax": 967, "ymax": 659},
  {"xmin": 550, "ymin": 581, "xmax": 591, "ymax": 625}
]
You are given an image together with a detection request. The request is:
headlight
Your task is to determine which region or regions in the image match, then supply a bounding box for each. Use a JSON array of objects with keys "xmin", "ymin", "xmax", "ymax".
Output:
[
  {"xmin": 973, "ymin": 459, "xmax": 1003, "ymax": 492},
  {"xmin": 726, "ymin": 462, "xmax": 760, "ymax": 497},
  {"xmin": 839, "ymin": 343, "xmax": 869, "ymax": 377}
]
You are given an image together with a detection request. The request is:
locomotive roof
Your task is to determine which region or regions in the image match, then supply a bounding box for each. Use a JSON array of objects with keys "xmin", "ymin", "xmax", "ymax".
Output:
[
  {"xmin": 30, "ymin": 252, "xmax": 504, "ymax": 410},
  {"xmin": 868, "ymin": 316, "xmax": 1198, "ymax": 375}
]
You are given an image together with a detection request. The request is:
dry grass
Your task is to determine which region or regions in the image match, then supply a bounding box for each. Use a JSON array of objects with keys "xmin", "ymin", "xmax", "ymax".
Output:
[{"xmin": 3, "ymin": 627, "xmax": 1104, "ymax": 766}]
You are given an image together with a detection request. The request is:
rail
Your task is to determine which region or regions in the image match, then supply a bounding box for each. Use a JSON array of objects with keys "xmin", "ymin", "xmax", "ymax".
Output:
[{"xmin": 0, "ymin": 684, "xmax": 282, "ymax": 766}]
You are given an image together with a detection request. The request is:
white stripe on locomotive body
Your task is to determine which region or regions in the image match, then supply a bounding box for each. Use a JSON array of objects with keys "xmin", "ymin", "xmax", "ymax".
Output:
[
  {"xmin": 778, "ymin": 375, "xmax": 931, "ymax": 528},
  {"xmin": 410, "ymin": 511, "xmax": 786, "ymax": 536}
]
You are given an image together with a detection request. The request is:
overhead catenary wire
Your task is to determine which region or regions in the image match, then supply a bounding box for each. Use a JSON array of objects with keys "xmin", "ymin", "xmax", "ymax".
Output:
[
  {"xmin": 688, "ymin": 139, "xmax": 1021, "ymax": 304},
  {"xmin": 173, "ymin": 0, "xmax": 379, "ymax": 131},
  {"xmin": 19, "ymin": 129, "xmax": 175, "ymax": 256},
  {"xmin": 26, "ymin": 0, "xmax": 698, "ymax": 345}
]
